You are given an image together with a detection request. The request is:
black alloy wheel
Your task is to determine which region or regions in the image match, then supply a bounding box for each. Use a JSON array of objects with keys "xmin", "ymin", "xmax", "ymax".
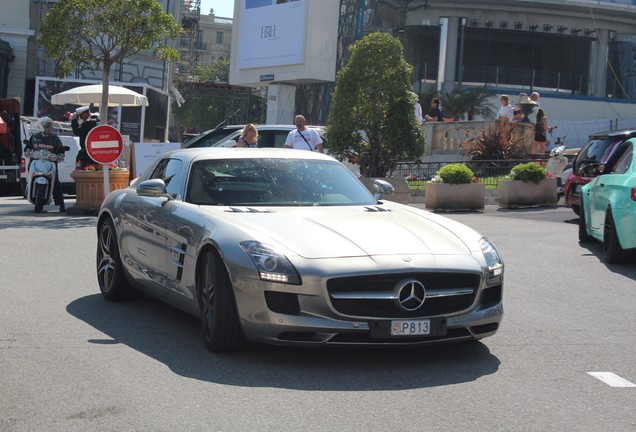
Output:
[
  {"xmin": 199, "ymin": 249, "xmax": 247, "ymax": 352},
  {"xmin": 96, "ymin": 219, "xmax": 144, "ymax": 300},
  {"xmin": 603, "ymin": 208, "xmax": 630, "ymax": 264}
]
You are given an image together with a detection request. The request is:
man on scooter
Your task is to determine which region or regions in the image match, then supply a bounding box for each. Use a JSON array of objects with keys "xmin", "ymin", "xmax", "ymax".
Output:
[{"xmin": 24, "ymin": 117, "xmax": 66, "ymax": 212}]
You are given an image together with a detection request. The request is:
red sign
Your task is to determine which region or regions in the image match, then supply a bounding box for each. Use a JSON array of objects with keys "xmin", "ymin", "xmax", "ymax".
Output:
[{"xmin": 86, "ymin": 125, "xmax": 123, "ymax": 164}]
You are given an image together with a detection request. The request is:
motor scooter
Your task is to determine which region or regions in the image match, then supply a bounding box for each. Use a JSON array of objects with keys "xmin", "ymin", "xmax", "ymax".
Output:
[
  {"xmin": 25, "ymin": 147, "xmax": 67, "ymax": 213},
  {"xmin": 545, "ymin": 136, "xmax": 569, "ymax": 199}
]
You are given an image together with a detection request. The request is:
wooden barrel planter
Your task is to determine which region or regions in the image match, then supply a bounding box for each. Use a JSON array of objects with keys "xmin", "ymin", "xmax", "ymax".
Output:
[{"xmin": 70, "ymin": 169, "xmax": 130, "ymax": 211}]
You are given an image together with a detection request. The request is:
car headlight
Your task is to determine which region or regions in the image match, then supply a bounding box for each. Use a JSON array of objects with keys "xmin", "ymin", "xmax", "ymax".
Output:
[
  {"xmin": 479, "ymin": 237, "xmax": 504, "ymax": 278},
  {"xmin": 240, "ymin": 241, "xmax": 301, "ymax": 285}
]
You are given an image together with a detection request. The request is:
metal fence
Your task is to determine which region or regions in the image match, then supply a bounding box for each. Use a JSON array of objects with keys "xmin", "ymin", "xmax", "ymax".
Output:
[{"xmin": 392, "ymin": 159, "xmax": 547, "ymax": 188}]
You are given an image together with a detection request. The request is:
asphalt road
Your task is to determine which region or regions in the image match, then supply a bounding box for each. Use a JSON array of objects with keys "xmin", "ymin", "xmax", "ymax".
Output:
[{"xmin": 1, "ymin": 196, "xmax": 635, "ymax": 432}]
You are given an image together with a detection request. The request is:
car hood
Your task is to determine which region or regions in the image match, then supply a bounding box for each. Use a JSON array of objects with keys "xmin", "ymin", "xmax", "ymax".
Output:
[{"xmin": 203, "ymin": 204, "xmax": 474, "ymax": 259}]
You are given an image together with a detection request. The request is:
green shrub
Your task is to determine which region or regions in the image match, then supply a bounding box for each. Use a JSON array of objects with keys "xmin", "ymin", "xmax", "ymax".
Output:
[
  {"xmin": 435, "ymin": 163, "xmax": 475, "ymax": 184},
  {"xmin": 508, "ymin": 162, "xmax": 547, "ymax": 184}
]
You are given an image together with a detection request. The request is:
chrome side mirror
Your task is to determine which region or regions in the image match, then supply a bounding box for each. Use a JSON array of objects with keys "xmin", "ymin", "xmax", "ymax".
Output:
[
  {"xmin": 372, "ymin": 179, "xmax": 394, "ymax": 200},
  {"xmin": 137, "ymin": 179, "xmax": 172, "ymax": 199}
]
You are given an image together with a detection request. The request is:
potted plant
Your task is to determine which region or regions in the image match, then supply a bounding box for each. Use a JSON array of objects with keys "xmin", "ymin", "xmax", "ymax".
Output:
[
  {"xmin": 70, "ymin": 162, "xmax": 129, "ymax": 212},
  {"xmin": 462, "ymin": 121, "xmax": 527, "ymax": 160},
  {"xmin": 498, "ymin": 161, "xmax": 557, "ymax": 208},
  {"xmin": 425, "ymin": 163, "xmax": 485, "ymax": 211}
]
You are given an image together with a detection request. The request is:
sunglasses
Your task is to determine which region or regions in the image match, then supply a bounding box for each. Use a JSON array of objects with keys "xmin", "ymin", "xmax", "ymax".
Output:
[{"xmin": 43, "ymin": 124, "xmax": 52, "ymax": 128}]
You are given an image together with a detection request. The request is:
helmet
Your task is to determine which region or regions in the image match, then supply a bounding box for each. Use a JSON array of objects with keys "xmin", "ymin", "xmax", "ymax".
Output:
[{"xmin": 38, "ymin": 116, "xmax": 53, "ymax": 127}]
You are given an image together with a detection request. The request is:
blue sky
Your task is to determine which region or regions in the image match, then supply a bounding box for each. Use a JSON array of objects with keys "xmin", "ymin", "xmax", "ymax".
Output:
[{"xmin": 200, "ymin": 0, "xmax": 234, "ymax": 17}]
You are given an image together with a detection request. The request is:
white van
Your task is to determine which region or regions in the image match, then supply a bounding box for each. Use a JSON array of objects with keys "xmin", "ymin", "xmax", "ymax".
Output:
[{"xmin": 20, "ymin": 117, "xmax": 81, "ymax": 197}]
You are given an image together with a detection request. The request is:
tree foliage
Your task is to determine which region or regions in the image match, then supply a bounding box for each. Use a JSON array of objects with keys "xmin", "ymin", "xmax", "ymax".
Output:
[
  {"xmin": 195, "ymin": 61, "xmax": 230, "ymax": 83},
  {"xmin": 172, "ymin": 86, "xmax": 265, "ymax": 134},
  {"xmin": 39, "ymin": 0, "xmax": 182, "ymax": 121},
  {"xmin": 326, "ymin": 32, "xmax": 425, "ymax": 177}
]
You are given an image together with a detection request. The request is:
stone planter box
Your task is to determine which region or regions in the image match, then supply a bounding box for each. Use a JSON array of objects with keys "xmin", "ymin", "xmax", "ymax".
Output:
[
  {"xmin": 498, "ymin": 178, "xmax": 557, "ymax": 209},
  {"xmin": 70, "ymin": 169, "xmax": 130, "ymax": 211},
  {"xmin": 425, "ymin": 182, "xmax": 485, "ymax": 211}
]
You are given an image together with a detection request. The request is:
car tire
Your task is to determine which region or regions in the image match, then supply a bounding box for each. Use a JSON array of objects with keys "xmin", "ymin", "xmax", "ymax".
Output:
[
  {"xmin": 199, "ymin": 249, "xmax": 247, "ymax": 353},
  {"xmin": 603, "ymin": 208, "xmax": 629, "ymax": 264},
  {"xmin": 571, "ymin": 204, "xmax": 580, "ymax": 216},
  {"xmin": 34, "ymin": 183, "xmax": 47, "ymax": 213},
  {"xmin": 578, "ymin": 199, "xmax": 594, "ymax": 243},
  {"xmin": 96, "ymin": 218, "xmax": 144, "ymax": 300}
]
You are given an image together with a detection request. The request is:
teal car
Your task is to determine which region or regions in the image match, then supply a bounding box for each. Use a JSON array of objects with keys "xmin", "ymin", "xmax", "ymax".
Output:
[{"xmin": 579, "ymin": 138, "xmax": 636, "ymax": 264}]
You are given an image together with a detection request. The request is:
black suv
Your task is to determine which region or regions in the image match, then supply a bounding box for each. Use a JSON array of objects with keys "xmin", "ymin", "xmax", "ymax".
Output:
[{"xmin": 565, "ymin": 128, "xmax": 636, "ymax": 215}]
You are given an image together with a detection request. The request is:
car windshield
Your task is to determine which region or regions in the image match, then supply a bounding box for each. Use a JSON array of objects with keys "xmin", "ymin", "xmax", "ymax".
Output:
[{"xmin": 186, "ymin": 158, "xmax": 376, "ymax": 206}]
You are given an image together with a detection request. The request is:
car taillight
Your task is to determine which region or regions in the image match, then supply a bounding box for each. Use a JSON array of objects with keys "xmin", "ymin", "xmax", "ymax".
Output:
[
  {"xmin": 20, "ymin": 158, "xmax": 26, "ymax": 173},
  {"xmin": 632, "ymin": 187, "xmax": 636, "ymax": 201}
]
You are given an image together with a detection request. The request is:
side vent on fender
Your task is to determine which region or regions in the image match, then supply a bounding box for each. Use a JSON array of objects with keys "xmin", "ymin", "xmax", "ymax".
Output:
[{"xmin": 364, "ymin": 206, "xmax": 392, "ymax": 213}]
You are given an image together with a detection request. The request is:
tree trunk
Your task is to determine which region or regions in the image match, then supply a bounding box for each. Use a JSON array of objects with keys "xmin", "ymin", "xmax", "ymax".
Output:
[{"xmin": 100, "ymin": 62, "xmax": 112, "ymax": 125}]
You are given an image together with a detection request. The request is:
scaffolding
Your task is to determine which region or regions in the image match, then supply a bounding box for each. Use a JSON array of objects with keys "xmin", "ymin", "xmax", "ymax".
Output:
[{"xmin": 176, "ymin": 0, "xmax": 202, "ymax": 86}]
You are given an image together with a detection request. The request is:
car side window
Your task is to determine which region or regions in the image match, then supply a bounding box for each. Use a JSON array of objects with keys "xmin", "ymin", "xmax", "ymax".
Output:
[
  {"xmin": 273, "ymin": 131, "xmax": 288, "ymax": 148},
  {"xmin": 611, "ymin": 146, "xmax": 633, "ymax": 174},
  {"xmin": 150, "ymin": 158, "xmax": 183, "ymax": 196},
  {"xmin": 258, "ymin": 131, "xmax": 274, "ymax": 148}
]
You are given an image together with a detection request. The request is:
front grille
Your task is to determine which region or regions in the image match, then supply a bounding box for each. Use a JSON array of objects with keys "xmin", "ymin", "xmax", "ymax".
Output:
[{"xmin": 327, "ymin": 272, "xmax": 480, "ymax": 318}]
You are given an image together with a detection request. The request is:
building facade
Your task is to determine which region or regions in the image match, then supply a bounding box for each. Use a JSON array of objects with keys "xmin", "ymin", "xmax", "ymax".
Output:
[
  {"xmin": 0, "ymin": 1, "xmax": 34, "ymax": 103},
  {"xmin": 369, "ymin": 0, "xmax": 636, "ymax": 100}
]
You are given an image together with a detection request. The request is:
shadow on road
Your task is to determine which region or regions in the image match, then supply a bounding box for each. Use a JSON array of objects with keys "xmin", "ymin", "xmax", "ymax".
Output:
[
  {"xmin": 67, "ymin": 294, "xmax": 501, "ymax": 390},
  {"xmin": 0, "ymin": 196, "xmax": 96, "ymax": 230}
]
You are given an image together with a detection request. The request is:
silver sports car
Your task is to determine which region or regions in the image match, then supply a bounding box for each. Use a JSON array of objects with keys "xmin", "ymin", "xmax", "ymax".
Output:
[{"xmin": 97, "ymin": 148, "xmax": 504, "ymax": 352}]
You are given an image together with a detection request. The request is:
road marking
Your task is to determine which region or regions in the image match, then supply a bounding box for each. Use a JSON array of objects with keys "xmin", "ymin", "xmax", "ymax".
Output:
[{"xmin": 587, "ymin": 372, "xmax": 636, "ymax": 387}]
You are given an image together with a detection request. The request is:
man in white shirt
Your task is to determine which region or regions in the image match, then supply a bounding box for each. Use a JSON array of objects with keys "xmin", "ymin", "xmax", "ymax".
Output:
[
  {"xmin": 284, "ymin": 115, "xmax": 324, "ymax": 153},
  {"xmin": 497, "ymin": 94, "xmax": 514, "ymax": 121}
]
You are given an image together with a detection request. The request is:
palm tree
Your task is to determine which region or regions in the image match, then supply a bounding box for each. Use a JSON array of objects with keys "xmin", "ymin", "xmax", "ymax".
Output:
[{"xmin": 440, "ymin": 87, "xmax": 497, "ymax": 121}]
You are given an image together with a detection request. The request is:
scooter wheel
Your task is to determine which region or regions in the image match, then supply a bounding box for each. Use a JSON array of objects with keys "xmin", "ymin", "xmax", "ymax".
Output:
[{"xmin": 34, "ymin": 183, "xmax": 47, "ymax": 213}]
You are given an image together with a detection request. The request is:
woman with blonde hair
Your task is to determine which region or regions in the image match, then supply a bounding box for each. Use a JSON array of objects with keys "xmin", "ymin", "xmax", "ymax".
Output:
[{"xmin": 236, "ymin": 123, "xmax": 258, "ymax": 147}]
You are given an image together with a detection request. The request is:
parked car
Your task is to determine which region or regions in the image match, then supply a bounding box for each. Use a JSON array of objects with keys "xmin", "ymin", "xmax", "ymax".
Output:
[
  {"xmin": 184, "ymin": 124, "xmax": 360, "ymax": 175},
  {"xmin": 96, "ymin": 148, "xmax": 504, "ymax": 352},
  {"xmin": 182, "ymin": 125, "xmax": 244, "ymax": 148},
  {"xmin": 579, "ymin": 138, "xmax": 636, "ymax": 263},
  {"xmin": 184, "ymin": 124, "xmax": 325, "ymax": 149},
  {"xmin": 565, "ymin": 129, "xmax": 636, "ymax": 215}
]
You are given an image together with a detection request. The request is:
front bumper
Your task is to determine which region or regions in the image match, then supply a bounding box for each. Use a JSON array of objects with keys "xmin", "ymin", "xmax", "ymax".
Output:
[{"xmin": 232, "ymin": 262, "xmax": 504, "ymax": 347}]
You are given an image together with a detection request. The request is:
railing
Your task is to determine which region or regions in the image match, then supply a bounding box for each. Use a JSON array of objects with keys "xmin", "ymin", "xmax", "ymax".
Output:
[{"xmin": 392, "ymin": 159, "xmax": 548, "ymax": 189}]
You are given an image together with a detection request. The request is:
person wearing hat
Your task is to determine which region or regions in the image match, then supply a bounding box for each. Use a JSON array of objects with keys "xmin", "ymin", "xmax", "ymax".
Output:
[
  {"xmin": 24, "ymin": 117, "xmax": 66, "ymax": 211},
  {"xmin": 70, "ymin": 106, "xmax": 100, "ymax": 169}
]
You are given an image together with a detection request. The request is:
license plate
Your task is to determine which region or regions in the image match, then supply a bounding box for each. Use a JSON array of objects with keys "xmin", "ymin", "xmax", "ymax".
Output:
[{"xmin": 391, "ymin": 319, "xmax": 430, "ymax": 336}]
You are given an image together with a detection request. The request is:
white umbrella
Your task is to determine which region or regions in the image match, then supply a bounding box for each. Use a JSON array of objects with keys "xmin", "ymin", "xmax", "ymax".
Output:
[{"xmin": 51, "ymin": 84, "xmax": 149, "ymax": 107}]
